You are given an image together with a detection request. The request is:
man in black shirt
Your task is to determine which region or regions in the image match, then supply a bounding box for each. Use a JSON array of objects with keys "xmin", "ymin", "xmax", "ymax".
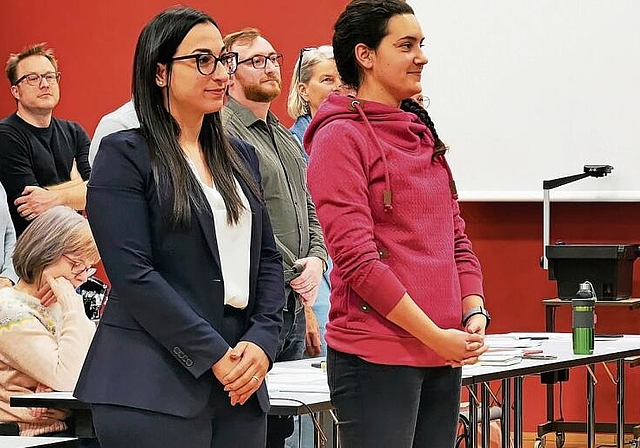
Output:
[{"xmin": 0, "ymin": 43, "xmax": 90, "ymax": 236}]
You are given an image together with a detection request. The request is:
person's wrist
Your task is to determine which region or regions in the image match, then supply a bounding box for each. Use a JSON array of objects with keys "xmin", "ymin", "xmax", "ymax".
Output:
[
  {"xmin": 462, "ymin": 306, "xmax": 491, "ymax": 329},
  {"xmin": 420, "ymin": 323, "xmax": 445, "ymax": 349}
]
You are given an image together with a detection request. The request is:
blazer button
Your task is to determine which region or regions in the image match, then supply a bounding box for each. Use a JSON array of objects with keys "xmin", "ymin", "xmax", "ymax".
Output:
[
  {"xmin": 173, "ymin": 346, "xmax": 181, "ymax": 355},
  {"xmin": 360, "ymin": 303, "xmax": 370, "ymax": 312},
  {"xmin": 185, "ymin": 359, "xmax": 194, "ymax": 367}
]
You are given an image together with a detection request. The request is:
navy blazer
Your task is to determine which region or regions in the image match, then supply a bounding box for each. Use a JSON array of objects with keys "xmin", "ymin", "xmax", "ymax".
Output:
[{"xmin": 74, "ymin": 130, "xmax": 284, "ymax": 417}]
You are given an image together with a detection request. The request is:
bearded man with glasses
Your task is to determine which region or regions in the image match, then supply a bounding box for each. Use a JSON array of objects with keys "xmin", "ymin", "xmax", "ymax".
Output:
[
  {"xmin": 222, "ymin": 28, "xmax": 328, "ymax": 448},
  {"xmin": 0, "ymin": 43, "xmax": 91, "ymax": 237}
]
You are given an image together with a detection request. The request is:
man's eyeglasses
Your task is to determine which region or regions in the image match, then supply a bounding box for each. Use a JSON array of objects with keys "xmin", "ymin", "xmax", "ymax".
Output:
[
  {"xmin": 412, "ymin": 94, "xmax": 431, "ymax": 109},
  {"xmin": 171, "ymin": 52, "xmax": 239, "ymax": 76},
  {"xmin": 13, "ymin": 71, "xmax": 61, "ymax": 87},
  {"xmin": 238, "ymin": 53, "xmax": 284, "ymax": 70},
  {"xmin": 62, "ymin": 254, "xmax": 97, "ymax": 277}
]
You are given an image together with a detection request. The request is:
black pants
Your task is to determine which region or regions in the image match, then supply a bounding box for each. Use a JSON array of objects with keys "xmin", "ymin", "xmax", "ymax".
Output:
[
  {"xmin": 91, "ymin": 307, "xmax": 267, "ymax": 448},
  {"xmin": 327, "ymin": 347, "xmax": 462, "ymax": 448},
  {"xmin": 92, "ymin": 398, "xmax": 265, "ymax": 448}
]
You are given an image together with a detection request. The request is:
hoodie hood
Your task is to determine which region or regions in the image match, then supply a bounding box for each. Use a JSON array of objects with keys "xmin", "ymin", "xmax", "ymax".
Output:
[
  {"xmin": 304, "ymin": 93, "xmax": 434, "ymax": 154},
  {"xmin": 305, "ymin": 93, "xmax": 446, "ymax": 211}
]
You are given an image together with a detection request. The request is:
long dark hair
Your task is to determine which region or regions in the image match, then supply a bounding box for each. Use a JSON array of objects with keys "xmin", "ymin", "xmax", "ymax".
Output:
[
  {"xmin": 133, "ymin": 6, "xmax": 261, "ymax": 227},
  {"xmin": 333, "ymin": 0, "xmax": 414, "ymax": 89}
]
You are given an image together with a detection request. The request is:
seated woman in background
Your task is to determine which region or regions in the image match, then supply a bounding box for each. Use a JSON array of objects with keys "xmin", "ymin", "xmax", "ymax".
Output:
[{"xmin": 0, "ymin": 205, "xmax": 98, "ymax": 437}]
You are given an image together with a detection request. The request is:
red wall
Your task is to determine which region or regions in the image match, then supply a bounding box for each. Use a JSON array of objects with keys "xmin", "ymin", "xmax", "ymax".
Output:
[
  {"xmin": 2, "ymin": 0, "xmax": 639, "ymax": 432},
  {"xmin": 0, "ymin": 0, "xmax": 345, "ymax": 127}
]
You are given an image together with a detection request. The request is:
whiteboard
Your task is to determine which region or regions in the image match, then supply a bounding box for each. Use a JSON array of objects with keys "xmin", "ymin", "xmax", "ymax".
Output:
[{"xmin": 411, "ymin": 1, "xmax": 640, "ymax": 201}]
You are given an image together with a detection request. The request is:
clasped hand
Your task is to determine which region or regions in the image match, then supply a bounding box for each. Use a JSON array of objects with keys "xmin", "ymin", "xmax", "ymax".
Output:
[
  {"xmin": 435, "ymin": 329, "xmax": 488, "ymax": 368},
  {"xmin": 212, "ymin": 341, "xmax": 269, "ymax": 406}
]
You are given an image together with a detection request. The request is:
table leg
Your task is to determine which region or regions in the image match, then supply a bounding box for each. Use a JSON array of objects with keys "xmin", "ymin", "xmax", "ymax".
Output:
[
  {"xmin": 587, "ymin": 364, "xmax": 596, "ymax": 448},
  {"xmin": 316, "ymin": 411, "xmax": 334, "ymax": 448},
  {"xmin": 468, "ymin": 383, "xmax": 479, "ymax": 448},
  {"xmin": 545, "ymin": 306, "xmax": 556, "ymax": 430},
  {"xmin": 546, "ymin": 305, "xmax": 556, "ymax": 333},
  {"xmin": 617, "ymin": 359, "xmax": 625, "ymax": 448},
  {"xmin": 482, "ymin": 383, "xmax": 491, "ymax": 448},
  {"xmin": 501, "ymin": 378, "xmax": 511, "ymax": 448},
  {"xmin": 329, "ymin": 409, "xmax": 339, "ymax": 448},
  {"xmin": 513, "ymin": 376, "xmax": 523, "ymax": 448}
]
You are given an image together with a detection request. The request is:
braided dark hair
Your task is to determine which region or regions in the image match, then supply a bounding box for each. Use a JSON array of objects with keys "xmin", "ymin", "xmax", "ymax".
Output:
[{"xmin": 400, "ymin": 98, "xmax": 448, "ymax": 159}]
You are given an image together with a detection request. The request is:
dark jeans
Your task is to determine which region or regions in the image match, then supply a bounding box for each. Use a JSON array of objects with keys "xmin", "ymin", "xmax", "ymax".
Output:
[
  {"xmin": 267, "ymin": 298, "xmax": 306, "ymax": 448},
  {"xmin": 327, "ymin": 347, "xmax": 462, "ymax": 448},
  {"xmin": 275, "ymin": 298, "xmax": 306, "ymax": 362}
]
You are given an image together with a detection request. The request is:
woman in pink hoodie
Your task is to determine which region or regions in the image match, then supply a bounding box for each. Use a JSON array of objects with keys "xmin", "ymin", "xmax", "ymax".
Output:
[{"xmin": 305, "ymin": 1, "xmax": 490, "ymax": 446}]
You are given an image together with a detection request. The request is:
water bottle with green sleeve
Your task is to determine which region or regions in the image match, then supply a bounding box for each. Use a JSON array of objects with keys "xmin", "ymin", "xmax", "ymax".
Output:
[{"xmin": 572, "ymin": 281, "xmax": 596, "ymax": 355}]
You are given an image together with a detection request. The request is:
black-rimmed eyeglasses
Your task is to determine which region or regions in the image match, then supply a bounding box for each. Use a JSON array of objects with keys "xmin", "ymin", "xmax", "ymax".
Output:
[
  {"xmin": 238, "ymin": 53, "xmax": 283, "ymax": 70},
  {"xmin": 13, "ymin": 71, "xmax": 61, "ymax": 87},
  {"xmin": 171, "ymin": 52, "xmax": 239, "ymax": 76}
]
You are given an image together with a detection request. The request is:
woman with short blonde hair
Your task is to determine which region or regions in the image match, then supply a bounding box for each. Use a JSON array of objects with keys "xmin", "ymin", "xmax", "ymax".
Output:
[{"xmin": 287, "ymin": 46, "xmax": 346, "ymax": 150}]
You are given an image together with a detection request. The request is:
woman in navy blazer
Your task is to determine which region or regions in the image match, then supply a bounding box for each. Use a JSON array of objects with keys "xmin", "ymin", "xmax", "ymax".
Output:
[{"xmin": 74, "ymin": 7, "xmax": 284, "ymax": 447}]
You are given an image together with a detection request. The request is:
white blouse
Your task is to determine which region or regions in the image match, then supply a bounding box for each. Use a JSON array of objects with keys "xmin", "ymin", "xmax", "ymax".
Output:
[{"xmin": 188, "ymin": 159, "xmax": 252, "ymax": 309}]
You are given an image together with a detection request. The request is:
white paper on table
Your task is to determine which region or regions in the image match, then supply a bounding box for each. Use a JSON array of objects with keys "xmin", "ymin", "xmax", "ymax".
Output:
[
  {"xmin": 28, "ymin": 391, "xmax": 75, "ymax": 399},
  {"xmin": 267, "ymin": 383, "xmax": 329, "ymax": 393},
  {"xmin": 266, "ymin": 370, "xmax": 328, "ymax": 393},
  {"xmin": 485, "ymin": 337, "xmax": 541, "ymax": 350}
]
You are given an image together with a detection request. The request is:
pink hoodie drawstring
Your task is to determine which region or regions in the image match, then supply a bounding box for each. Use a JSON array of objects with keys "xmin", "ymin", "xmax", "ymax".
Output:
[
  {"xmin": 437, "ymin": 155, "xmax": 459, "ymax": 200},
  {"xmin": 350, "ymin": 99, "xmax": 393, "ymax": 212}
]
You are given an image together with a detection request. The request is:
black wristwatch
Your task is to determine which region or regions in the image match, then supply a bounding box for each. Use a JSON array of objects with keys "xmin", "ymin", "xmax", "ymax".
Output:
[{"xmin": 462, "ymin": 306, "xmax": 491, "ymax": 329}]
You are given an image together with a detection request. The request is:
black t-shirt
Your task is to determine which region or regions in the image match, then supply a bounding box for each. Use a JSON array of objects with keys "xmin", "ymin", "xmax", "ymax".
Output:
[{"xmin": 0, "ymin": 113, "xmax": 91, "ymax": 236}]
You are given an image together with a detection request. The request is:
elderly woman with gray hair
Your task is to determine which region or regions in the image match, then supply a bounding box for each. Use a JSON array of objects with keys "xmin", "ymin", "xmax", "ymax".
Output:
[{"xmin": 0, "ymin": 206, "xmax": 98, "ymax": 438}]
